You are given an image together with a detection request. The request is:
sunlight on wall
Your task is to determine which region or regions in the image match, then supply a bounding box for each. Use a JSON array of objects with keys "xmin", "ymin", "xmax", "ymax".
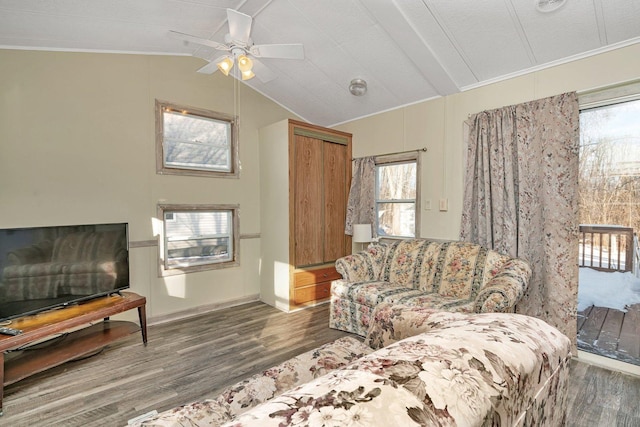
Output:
[
  {"xmin": 274, "ymin": 260, "xmax": 290, "ymax": 312},
  {"xmin": 152, "ymin": 216, "xmax": 164, "ymax": 258},
  {"xmin": 153, "ymin": 215, "xmax": 186, "ymax": 298},
  {"xmin": 163, "ymin": 274, "xmax": 187, "ymax": 299}
]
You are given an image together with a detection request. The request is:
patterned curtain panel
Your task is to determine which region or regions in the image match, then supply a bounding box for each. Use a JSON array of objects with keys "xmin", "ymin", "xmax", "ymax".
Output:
[
  {"xmin": 345, "ymin": 156, "xmax": 376, "ymax": 236},
  {"xmin": 460, "ymin": 92, "xmax": 580, "ymax": 352}
]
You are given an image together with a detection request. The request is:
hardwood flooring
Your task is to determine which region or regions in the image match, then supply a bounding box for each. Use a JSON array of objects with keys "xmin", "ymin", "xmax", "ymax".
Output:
[{"xmin": 2, "ymin": 300, "xmax": 640, "ymax": 426}]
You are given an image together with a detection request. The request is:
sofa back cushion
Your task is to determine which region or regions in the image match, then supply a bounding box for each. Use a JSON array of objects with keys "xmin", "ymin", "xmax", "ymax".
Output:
[
  {"xmin": 380, "ymin": 239, "xmax": 442, "ymax": 288},
  {"xmin": 380, "ymin": 239, "xmax": 512, "ymax": 299},
  {"xmin": 434, "ymin": 242, "xmax": 512, "ymax": 298}
]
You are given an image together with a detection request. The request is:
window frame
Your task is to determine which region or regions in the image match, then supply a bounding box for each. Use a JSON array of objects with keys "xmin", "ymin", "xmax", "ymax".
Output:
[
  {"xmin": 155, "ymin": 99, "xmax": 239, "ymax": 179},
  {"xmin": 374, "ymin": 152, "xmax": 420, "ymax": 239},
  {"xmin": 157, "ymin": 204, "xmax": 240, "ymax": 276}
]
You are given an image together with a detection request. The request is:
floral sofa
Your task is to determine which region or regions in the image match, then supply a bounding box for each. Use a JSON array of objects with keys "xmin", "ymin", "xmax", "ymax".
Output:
[
  {"xmin": 130, "ymin": 307, "xmax": 571, "ymax": 427},
  {"xmin": 330, "ymin": 238, "xmax": 532, "ymax": 336}
]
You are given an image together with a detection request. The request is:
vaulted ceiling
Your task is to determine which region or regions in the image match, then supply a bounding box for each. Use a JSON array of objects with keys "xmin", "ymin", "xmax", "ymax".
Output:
[{"xmin": 1, "ymin": 0, "xmax": 639, "ymax": 126}]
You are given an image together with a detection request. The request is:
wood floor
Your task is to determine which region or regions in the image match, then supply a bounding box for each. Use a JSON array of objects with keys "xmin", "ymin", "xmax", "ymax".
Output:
[
  {"xmin": 578, "ymin": 303, "xmax": 640, "ymax": 366},
  {"xmin": 2, "ymin": 301, "xmax": 640, "ymax": 426}
]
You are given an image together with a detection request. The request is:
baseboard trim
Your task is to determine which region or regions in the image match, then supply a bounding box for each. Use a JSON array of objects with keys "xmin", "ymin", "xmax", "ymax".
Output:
[
  {"xmin": 575, "ymin": 350, "xmax": 640, "ymax": 378},
  {"xmin": 148, "ymin": 294, "xmax": 260, "ymax": 326}
]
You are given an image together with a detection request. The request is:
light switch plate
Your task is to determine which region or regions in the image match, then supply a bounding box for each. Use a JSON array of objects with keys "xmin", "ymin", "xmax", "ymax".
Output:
[{"xmin": 439, "ymin": 198, "xmax": 448, "ymax": 211}]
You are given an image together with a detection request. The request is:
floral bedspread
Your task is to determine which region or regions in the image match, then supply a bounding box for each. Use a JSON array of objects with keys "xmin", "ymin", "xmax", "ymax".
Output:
[
  {"xmin": 225, "ymin": 312, "xmax": 571, "ymax": 427},
  {"xmin": 131, "ymin": 336, "xmax": 373, "ymax": 427}
]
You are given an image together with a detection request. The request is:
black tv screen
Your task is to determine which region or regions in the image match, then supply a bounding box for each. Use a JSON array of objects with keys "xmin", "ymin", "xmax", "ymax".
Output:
[{"xmin": 0, "ymin": 222, "xmax": 129, "ymax": 323}]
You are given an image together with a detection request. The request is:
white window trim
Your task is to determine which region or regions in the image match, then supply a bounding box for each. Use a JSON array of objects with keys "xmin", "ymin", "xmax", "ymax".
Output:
[
  {"xmin": 157, "ymin": 204, "xmax": 240, "ymax": 277},
  {"xmin": 155, "ymin": 99, "xmax": 239, "ymax": 179},
  {"xmin": 578, "ymin": 79, "xmax": 640, "ymax": 110},
  {"xmin": 374, "ymin": 152, "xmax": 421, "ymax": 239}
]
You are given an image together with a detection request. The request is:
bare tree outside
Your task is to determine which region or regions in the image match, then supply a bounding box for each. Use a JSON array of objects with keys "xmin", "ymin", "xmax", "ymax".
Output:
[
  {"xmin": 579, "ymin": 99, "xmax": 640, "ymax": 269},
  {"xmin": 376, "ymin": 161, "xmax": 416, "ymax": 237},
  {"xmin": 580, "ymin": 100, "xmax": 640, "ymax": 230},
  {"xmin": 163, "ymin": 110, "xmax": 231, "ymax": 171}
]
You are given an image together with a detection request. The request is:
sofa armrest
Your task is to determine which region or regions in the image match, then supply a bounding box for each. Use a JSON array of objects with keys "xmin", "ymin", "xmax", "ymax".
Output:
[
  {"xmin": 335, "ymin": 252, "xmax": 375, "ymax": 282},
  {"xmin": 474, "ymin": 258, "xmax": 532, "ymax": 313},
  {"xmin": 334, "ymin": 243, "xmax": 389, "ymax": 282}
]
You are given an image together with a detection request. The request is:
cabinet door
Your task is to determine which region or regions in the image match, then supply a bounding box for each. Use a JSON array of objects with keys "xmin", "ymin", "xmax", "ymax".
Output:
[
  {"xmin": 293, "ymin": 135, "xmax": 323, "ymax": 266},
  {"xmin": 323, "ymin": 141, "xmax": 348, "ymax": 262}
]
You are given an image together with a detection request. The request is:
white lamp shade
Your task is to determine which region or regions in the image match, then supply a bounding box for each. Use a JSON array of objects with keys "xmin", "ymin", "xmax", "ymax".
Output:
[{"xmin": 353, "ymin": 224, "xmax": 372, "ymax": 243}]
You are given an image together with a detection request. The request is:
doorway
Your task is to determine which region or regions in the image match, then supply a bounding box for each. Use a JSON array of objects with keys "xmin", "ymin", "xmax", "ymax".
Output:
[{"xmin": 577, "ymin": 98, "xmax": 640, "ymax": 365}]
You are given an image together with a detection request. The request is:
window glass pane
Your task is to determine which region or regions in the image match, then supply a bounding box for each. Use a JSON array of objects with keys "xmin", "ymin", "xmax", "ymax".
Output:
[
  {"xmin": 376, "ymin": 202, "xmax": 415, "ymax": 237},
  {"xmin": 163, "ymin": 111, "xmax": 231, "ymax": 172},
  {"xmin": 377, "ymin": 162, "xmax": 416, "ymax": 200},
  {"xmin": 164, "ymin": 210, "xmax": 232, "ymax": 268}
]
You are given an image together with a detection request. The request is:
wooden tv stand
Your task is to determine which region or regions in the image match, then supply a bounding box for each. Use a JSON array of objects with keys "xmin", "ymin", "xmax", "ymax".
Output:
[{"xmin": 0, "ymin": 291, "xmax": 147, "ymax": 415}]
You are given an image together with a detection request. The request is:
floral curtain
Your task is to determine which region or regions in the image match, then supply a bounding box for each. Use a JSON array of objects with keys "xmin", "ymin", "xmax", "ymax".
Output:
[
  {"xmin": 345, "ymin": 157, "xmax": 376, "ymax": 236},
  {"xmin": 460, "ymin": 92, "xmax": 580, "ymax": 352}
]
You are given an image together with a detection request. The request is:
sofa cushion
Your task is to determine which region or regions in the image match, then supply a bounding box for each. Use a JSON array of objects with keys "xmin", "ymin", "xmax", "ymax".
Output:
[
  {"xmin": 332, "ymin": 281, "xmax": 478, "ymax": 313},
  {"xmin": 378, "ymin": 239, "xmax": 513, "ymax": 299},
  {"xmin": 331, "ymin": 280, "xmax": 422, "ymax": 307},
  {"xmin": 380, "ymin": 239, "xmax": 437, "ymax": 289}
]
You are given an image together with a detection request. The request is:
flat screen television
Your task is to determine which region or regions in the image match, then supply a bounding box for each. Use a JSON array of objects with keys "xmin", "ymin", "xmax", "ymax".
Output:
[{"xmin": 0, "ymin": 222, "xmax": 129, "ymax": 323}]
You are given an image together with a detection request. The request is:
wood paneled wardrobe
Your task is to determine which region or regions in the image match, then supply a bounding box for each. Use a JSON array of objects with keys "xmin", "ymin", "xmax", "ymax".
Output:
[{"xmin": 259, "ymin": 119, "xmax": 352, "ymax": 311}]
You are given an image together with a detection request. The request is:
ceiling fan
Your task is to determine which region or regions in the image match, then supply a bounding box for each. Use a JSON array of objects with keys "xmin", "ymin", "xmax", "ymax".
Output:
[{"xmin": 169, "ymin": 8, "xmax": 304, "ymax": 83}]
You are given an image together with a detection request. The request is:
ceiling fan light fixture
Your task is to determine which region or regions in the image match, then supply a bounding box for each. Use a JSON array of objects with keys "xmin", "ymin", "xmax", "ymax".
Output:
[
  {"xmin": 237, "ymin": 54, "xmax": 253, "ymax": 73},
  {"xmin": 217, "ymin": 56, "xmax": 234, "ymax": 76},
  {"xmin": 241, "ymin": 69, "xmax": 255, "ymax": 81},
  {"xmin": 349, "ymin": 78, "xmax": 367, "ymax": 96}
]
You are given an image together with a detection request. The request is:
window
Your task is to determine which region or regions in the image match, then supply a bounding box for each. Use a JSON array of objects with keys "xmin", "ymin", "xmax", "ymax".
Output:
[
  {"xmin": 155, "ymin": 100, "xmax": 239, "ymax": 178},
  {"xmin": 375, "ymin": 154, "xmax": 419, "ymax": 238},
  {"xmin": 158, "ymin": 204, "xmax": 239, "ymax": 275},
  {"xmin": 576, "ymin": 82, "xmax": 640, "ymax": 365}
]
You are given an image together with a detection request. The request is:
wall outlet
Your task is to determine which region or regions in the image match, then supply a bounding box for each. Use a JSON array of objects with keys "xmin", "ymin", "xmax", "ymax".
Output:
[
  {"xmin": 425, "ymin": 199, "xmax": 432, "ymax": 210},
  {"xmin": 439, "ymin": 198, "xmax": 448, "ymax": 211}
]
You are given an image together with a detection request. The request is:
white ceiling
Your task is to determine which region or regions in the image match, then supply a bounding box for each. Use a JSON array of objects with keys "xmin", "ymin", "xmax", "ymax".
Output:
[{"xmin": 1, "ymin": 0, "xmax": 639, "ymax": 127}]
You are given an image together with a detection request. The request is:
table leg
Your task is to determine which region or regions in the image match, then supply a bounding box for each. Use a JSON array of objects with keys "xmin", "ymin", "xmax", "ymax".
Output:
[{"xmin": 137, "ymin": 305, "xmax": 148, "ymax": 345}]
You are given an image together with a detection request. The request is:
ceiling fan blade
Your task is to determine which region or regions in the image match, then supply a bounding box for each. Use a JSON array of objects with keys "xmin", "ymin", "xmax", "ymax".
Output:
[
  {"xmin": 169, "ymin": 30, "xmax": 228, "ymax": 51},
  {"xmin": 227, "ymin": 8, "xmax": 252, "ymax": 45},
  {"xmin": 250, "ymin": 44, "xmax": 304, "ymax": 60},
  {"xmin": 251, "ymin": 58, "xmax": 277, "ymax": 83},
  {"xmin": 196, "ymin": 61, "xmax": 221, "ymax": 75}
]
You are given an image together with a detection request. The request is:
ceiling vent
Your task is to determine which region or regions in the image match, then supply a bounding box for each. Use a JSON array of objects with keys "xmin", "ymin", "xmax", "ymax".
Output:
[
  {"xmin": 535, "ymin": 0, "xmax": 567, "ymax": 13},
  {"xmin": 349, "ymin": 79, "xmax": 367, "ymax": 96}
]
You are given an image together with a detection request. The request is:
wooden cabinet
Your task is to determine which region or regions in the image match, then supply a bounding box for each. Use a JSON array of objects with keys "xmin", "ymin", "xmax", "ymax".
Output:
[
  {"xmin": 260, "ymin": 119, "xmax": 351, "ymax": 311},
  {"xmin": 293, "ymin": 266, "xmax": 342, "ymax": 304}
]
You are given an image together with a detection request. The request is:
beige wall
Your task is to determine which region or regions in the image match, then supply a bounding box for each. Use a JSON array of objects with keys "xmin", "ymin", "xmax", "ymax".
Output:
[
  {"xmin": 0, "ymin": 49, "xmax": 297, "ymax": 321},
  {"xmin": 2, "ymin": 43, "xmax": 639, "ymax": 321},
  {"xmin": 336, "ymin": 43, "xmax": 640, "ymax": 240}
]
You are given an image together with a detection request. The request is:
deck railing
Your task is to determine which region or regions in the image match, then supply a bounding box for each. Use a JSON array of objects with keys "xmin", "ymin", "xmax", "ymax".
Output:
[{"xmin": 579, "ymin": 224, "xmax": 634, "ymax": 272}]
